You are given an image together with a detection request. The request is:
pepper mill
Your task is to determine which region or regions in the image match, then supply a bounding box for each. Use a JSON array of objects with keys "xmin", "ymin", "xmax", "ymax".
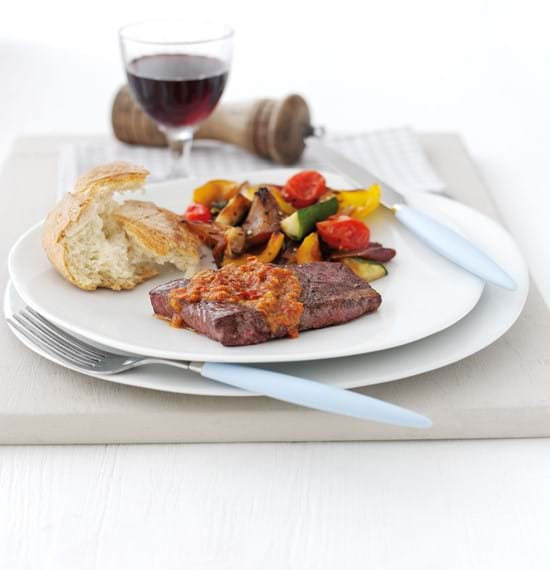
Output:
[{"xmin": 111, "ymin": 86, "xmax": 313, "ymax": 165}]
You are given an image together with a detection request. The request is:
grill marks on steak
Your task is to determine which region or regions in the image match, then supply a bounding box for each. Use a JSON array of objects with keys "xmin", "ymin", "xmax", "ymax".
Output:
[
  {"xmin": 291, "ymin": 263, "xmax": 382, "ymax": 331},
  {"xmin": 149, "ymin": 262, "xmax": 382, "ymax": 346}
]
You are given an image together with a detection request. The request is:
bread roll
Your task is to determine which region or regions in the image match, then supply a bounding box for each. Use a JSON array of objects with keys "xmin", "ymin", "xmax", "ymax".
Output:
[{"xmin": 42, "ymin": 162, "xmax": 200, "ymax": 291}]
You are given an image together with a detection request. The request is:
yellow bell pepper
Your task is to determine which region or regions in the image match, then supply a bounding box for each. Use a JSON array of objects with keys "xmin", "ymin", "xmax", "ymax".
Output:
[
  {"xmin": 222, "ymin": 232, "xmax": 285, "ymax": 266},
  {"xmin": 239, "ymin": 183, "xmax": 258, "ymax": 202},
  {"xmin": 193, "ymin": 179, "xmax": 240, "ymax": 206},
  {"xmin": 268, "ymin": 187, "xmax": 296, "ymax": 216},
  {"xmin": 296, "ymin": 232, "xmax": 322, "ymax": 264},
  {"xmin": 336, "ymin": 184, "xmax": 381, "ymax": 219},
  {"xmin": 240, "ymin": 184, "xmax": 296, "ymax": 216}
]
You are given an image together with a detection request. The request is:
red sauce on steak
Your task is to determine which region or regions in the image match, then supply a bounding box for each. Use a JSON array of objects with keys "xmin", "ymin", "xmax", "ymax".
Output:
[{"xmin": 170, "ymin": 258, "xmax": 303, "ymax": 337}]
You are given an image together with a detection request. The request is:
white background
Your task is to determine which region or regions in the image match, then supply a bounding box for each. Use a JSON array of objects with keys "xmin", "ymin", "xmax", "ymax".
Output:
[{"xmin": 1, "ymin": 1, "xmax": 550, "ymax": 568}]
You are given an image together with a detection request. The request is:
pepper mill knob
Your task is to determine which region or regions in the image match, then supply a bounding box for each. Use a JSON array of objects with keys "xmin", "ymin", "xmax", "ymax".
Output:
[{"xmin": 111, "ymin": 86, "xmax": 312, "ymax": 165}]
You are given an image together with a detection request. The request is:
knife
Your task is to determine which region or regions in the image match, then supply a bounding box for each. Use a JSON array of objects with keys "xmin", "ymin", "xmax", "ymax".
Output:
[
  {"xmin": 196, "ymin": 363, "xmax": 432, "ymax": 428},
  {"xmin": 307, "ymin": 138, "xmax": 516, "ymax": 290}
]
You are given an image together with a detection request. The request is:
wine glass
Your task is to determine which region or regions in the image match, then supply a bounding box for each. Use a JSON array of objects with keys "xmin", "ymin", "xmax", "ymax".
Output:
[{"xmin": 119, "ymin": 19, "xmax": 234, "ymax": 177}]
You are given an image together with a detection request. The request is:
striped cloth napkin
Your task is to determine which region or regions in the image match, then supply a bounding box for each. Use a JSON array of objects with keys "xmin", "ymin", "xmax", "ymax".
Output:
[{"xmin": 57, "ymin": 127, "xmax": 445, "ymax": 199}]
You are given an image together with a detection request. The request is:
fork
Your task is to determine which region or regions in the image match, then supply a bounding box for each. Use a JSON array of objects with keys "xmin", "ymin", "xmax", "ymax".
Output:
[{"xmin": 6, "ymin": 306, "xmax": 432, "ymax": 429}]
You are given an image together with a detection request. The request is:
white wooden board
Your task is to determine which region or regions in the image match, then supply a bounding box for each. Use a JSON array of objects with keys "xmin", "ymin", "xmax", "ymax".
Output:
[{"xmin": 0, "ymin": 133, "xmax": 548, "ymax": 443}]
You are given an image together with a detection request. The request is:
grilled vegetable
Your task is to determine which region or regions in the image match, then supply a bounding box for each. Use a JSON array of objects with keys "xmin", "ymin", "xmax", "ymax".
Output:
[
  {"xmin": 279, "ymin": 240, "xmax": 299, "ymax": 265},
  {"xmin": 239, "ymin": 182, "xmax": 257, "ymax": 202},
  {"xmin": 184, "ymin": 220, "xmax": 222, "ymax": 247},
  {"xmin": 193, "ymin": 179, "xmax": 240, "ymax": 207},
  {"xmin": 282, "ymin": 171, "xmax": 327, "ymax": 208},
  {"xmin": 240, "ymin": 184, "xmax": 295, "ymax": 215},
  {"xmin": 222, "ymin": 232, "xmax": 285, "ymax": 266},
  {"xmin": 209, "ymin": 200, "xmax": 228, "ymax": 215},
  {"xmin": 216, "ymin": 194, "xmax": 251, "ymax": 226},
  {"xmin": 184, "ymin": 203, "xmax": 212, "ymax": 222},
  {"xmin": 268, "ymin": 186, "xmax": 296, "ymax": 215},
  {"xmin": 330, "ymin": 242, "xmax": 396, "ymax": 262},
  {"xmin": 256, "ymin": 232, "xmax": 285, "ymax": 264},
  {"xmin": 241, "ymin": 187, "xmax": 282, "ymax": 246},
  {"xmin": 317, "ymin": 215, "xmax": 370, "ymax": 251},
  {"xmin": 296, "ymin": 232, "xmax": 323, "ymax": 264},
  {"xmin": 281, "ymin": 196, "xmax": 338, "ymax": 241},
  {"xmin": 224, "ymin": 226, "xmax": 247, "ymax": 258},
  {"xmin": 341, "ymin": 257, "xmax": 387, "ymax": 282},
  {"xmin": 183, "ymin": 220, "xmax": 227, "ymax": 266},
  {"xmin": 336, "ymin": 184, "xmax": 381, "ymax": 219}
]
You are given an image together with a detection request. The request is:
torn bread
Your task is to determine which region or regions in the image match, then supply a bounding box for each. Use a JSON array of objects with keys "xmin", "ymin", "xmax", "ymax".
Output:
[{"xmin": 42, "ymin": 161, "xmax": 200, "ymax": 291}]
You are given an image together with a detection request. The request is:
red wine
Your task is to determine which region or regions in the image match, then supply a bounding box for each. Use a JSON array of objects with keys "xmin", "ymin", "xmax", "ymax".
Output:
[{"xmin": 126, "ymin": 54, "xmax": 228, "ymax": 128}]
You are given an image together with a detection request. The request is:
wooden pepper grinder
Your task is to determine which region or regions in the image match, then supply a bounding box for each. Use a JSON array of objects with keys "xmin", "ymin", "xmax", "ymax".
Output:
[{"xmin": 111, "ymin": 86, "xmax": 313, "ymax": 165}]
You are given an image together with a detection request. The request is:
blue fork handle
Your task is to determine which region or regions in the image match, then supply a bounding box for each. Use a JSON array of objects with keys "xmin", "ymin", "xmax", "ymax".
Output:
[
  {"xmin": 198, "ymin": 362, "xmax": 432, "ymax": 429},
  {"xmin": 394, "ymin": 204, "xmax": 516, "ymax": 290}
]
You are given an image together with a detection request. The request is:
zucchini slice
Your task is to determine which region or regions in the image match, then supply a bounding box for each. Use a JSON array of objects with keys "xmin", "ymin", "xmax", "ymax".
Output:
[
  {"xmin": 341, "ymin": 257, "xmax": 388, "ymax": 282},
  {"xmin": 280, "ymin": 196, "xmax": 338, "ymax": 241}
]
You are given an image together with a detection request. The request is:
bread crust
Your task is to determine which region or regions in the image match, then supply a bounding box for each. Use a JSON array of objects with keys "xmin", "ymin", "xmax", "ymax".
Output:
[
  {"xmin": 42, "ymin": 191, "xmax": 93, "ymax": 289},
  {"xmin": 73, "ymin": 161, "xmax": 150, "ymax": 196},
  {"xmin": 115, "ymin": 200, "xmax": 201, "ymax": 267},
  {"xmin": 41, "ymin": 161, "xmax": 198, "ymax": 291}
]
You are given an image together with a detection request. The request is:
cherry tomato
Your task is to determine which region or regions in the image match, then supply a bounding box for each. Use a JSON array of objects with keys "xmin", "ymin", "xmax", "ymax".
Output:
[
  {"xmin": 316, "ymin": 215, "xmax": 371, "ymax": 251},
  {"xmin": 184, "ymin": 203, "xmax": 212, "ymax": 222},
  {"xmin": 282, "ymin": 170, "xmax": 327, "ymax": 208}
]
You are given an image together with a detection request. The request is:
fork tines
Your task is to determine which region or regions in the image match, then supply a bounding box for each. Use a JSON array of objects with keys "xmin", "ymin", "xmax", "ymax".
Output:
[{"xmin": 7, "ymin": 306, "xmax": 106, "ymax": 369}]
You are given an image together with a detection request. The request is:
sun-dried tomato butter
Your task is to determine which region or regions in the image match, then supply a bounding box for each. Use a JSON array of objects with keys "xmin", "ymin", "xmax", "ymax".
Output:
[{"xmin": 170, "ymin": 258, "xmax": 303, "ymax": 337}]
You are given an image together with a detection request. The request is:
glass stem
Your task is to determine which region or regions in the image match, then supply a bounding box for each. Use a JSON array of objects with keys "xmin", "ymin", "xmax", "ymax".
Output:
[{"xmin": 163, "ymin": 126, "xmax": 195, "ymax": 179}]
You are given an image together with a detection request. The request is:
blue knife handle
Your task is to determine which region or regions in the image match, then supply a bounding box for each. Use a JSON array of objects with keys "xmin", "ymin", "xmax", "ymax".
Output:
[
  {"xmin": 199, "ymin": 362, "xmax": 432, "ymax": 429},
  {"xmin": 394, "ymin": 204, "xmax": 516, "ymax": 290}
]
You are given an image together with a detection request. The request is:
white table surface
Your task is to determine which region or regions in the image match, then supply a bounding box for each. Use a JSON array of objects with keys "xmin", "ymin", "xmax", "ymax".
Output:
[{"xmin": 2, "ymin": 2, "xmax": 550, "ymax": 567}]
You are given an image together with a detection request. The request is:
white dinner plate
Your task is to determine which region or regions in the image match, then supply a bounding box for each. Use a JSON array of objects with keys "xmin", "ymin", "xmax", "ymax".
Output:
[
  {"xmin": 4, "ymin": 190, "xmax": 528, "ymax": 395},
  {"xmin": 8, "ymin": 170, "xmax": 484, "ymax": 363}
]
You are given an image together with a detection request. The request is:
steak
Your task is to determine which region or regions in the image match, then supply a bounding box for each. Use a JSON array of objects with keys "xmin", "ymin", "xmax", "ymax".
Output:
[
  {"xmin": 291, "ymin": 263, "xmax": 381, "ymax": 331},
  {"xmin": 149, "ymin": 262, "xmax": 382, "ymax": 346}
]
